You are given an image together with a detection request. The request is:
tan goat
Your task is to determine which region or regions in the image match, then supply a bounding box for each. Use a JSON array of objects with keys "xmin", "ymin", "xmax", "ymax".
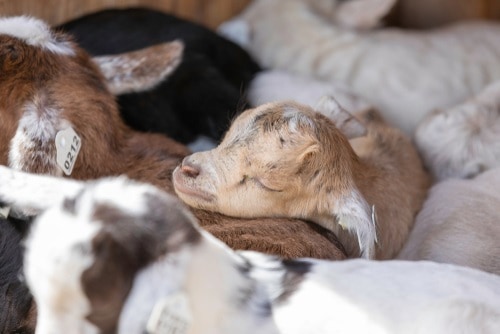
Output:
[{"xmin": 174, "ymin": 97, "xmax": 430, "ymax": 259}]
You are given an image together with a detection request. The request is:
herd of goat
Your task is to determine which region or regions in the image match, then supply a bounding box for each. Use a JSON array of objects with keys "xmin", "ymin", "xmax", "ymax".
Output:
[{"xmin": 1, "ymin": 0, "xmax": 500, "ymax": 333}]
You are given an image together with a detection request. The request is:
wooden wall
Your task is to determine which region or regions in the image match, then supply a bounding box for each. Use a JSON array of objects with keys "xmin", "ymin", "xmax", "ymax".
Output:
[
  {"xmin": 0, "ymin": 0, "xmax": 499, "ymax": 30},
  {"xmin": 391, "ymin": 0, "xmax": 500, "ymax": 29},
  {"xmin": 0, "ymin": 0, "xmax": 252, "ymax": 29}
]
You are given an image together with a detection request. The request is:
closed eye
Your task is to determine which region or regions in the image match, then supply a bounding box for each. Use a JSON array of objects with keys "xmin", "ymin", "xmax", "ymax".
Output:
[
  {"xmin": 239, "ymin": 175, "xmax": 282, "ymax": 192},
  {"xmin": 251, "ymin": 177, "xmax": 282, "ymax": 192}
]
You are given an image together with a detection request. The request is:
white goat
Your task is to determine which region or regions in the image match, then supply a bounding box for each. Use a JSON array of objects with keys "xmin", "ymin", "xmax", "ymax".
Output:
[
  {"xmin": 219, "ymin": 0, "xmax": 500, "ymax": 135},
  {"xmin": 397, "ymin": 167, "xmax": 500, "ymax": 275},
  {"xmin": 248, "ymin": 70, "xmax": 372, "ymax": 114},
  {"xmin": 0, "ymin": 166, "xmax": 499, "ymax": 334},
  {"xmin": 415, "ymin": 80, "xmax": 500, "ymax": 181}
]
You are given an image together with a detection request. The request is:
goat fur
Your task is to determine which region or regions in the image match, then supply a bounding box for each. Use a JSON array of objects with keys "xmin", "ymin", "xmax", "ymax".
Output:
[
  {"xmin": 173, "ymin": 98, "xmax": 430, "ymax": 259},
  {"xmin": 397, "ymin": 167, "xmax": 500, "ymax": 275},
  {"xmin": 219, "ymin": 0, "xmax": 500, "ymax": 135},
  {"xmin": 57, "ymin": 7, "xmax": 261, "ymax": 145},
  {"xmin": 0, "ymin": 15, "xmax": 346, "ymax": 261},
  {"xmin": 415, "ymin": 80, "xmax": 500, "ymax": 181},
  {"xmin": 0, "ymin": 217, "xmax": 36, "ymax": 334},
  {"xmin": 0, "ymin": 167, "xmax": 499, "ymax": 334}
]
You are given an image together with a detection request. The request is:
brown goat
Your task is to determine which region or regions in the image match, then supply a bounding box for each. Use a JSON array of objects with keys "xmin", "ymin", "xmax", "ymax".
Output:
[
  {"xmin": 174, "ymin": 97, "xmax": 431, "ymax": 259},
  {"xmin": 0, "ymin": 16, "xmax": 346, "ymax": 261}
]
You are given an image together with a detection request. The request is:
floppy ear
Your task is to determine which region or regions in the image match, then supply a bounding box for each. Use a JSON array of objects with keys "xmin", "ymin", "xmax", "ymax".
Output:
[
  {"xmin": 335, "ymin": 189, "xmax": 377, "ymax": 259},
  {"xmin": 93, "ymin": 41, "xmax": 184, "ymax": 95},
  {"xmin": 0, "ymin": 166, "xmax": 84, "ymax": 216},
  {"xmin": 333, "ymin": 0, "xmax": 396, "ymax": 29},
  {"xmin": 315, "ymin": 95, "xmax": 367, "ymax": 139}
]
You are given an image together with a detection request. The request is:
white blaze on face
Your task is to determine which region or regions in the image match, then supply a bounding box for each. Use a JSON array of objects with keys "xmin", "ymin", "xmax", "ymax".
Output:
[
  {"xmin": 0, "ymin": 15, "xmax": 75, "ymax": 55},
  {"xmin": 24, "ymin": 205, "xmax": 101, "ymax": 334}
]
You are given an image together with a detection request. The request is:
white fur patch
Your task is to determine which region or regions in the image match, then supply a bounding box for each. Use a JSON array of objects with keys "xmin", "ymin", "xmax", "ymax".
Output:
[
  {"xmin": 0, "ymin": 15, "xmax": 74, "ymax": 55},
  {"xmin": 24, "ymin": 203, "xmax": 100, "ymax": 334},
  {"xmin": 0, "ymin": 166, "xmax": 83, "ymax": 215},
  {"xmin": 118, "ymin": 249, "xmax": 190, "ymax": 333},
  {"xmin": 336, "ymin": 189, "xmax": 377, "ymax": 259},
  {"xmin": 9, "ymin": 100, "xmax": 66, "ymax": 176},
  {"xmin": 282, "ymin": 107, "xmax": 315, "ymax": 133},
  {"xmin": 87, "ymin": 177, "xmax": 161, "ymax": 217}
]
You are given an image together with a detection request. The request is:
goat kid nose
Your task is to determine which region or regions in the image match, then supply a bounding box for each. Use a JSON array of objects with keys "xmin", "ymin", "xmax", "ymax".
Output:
[{"xmin": 181, "ymin": 158, "xmax": 201, "ymax": 178}]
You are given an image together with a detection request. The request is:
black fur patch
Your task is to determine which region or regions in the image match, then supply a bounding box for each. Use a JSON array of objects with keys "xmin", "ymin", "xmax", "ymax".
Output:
[
  {"xmin": 275, "ymin": 259, "xmax": 313, "ymax": 304},
  {"xmin": 57, "ymin": 7, "xmax": 261, "ymax": 143},
  {"xmin": 0, "ymin": 218, "xmax": 36, "ymax": 333},
  {"xmin": 234, "ymin": 256, "xmax": 273, "ymax": 319}
]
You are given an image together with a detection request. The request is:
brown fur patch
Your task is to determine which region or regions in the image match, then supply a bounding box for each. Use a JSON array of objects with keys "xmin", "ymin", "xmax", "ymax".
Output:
[
  {"xmin": 196, "ymin": 209, "xmax": 347, "ymax": 260},
  {"xmin": 82, "ymin": 194, "xmax": 201, "ymax": 332}
]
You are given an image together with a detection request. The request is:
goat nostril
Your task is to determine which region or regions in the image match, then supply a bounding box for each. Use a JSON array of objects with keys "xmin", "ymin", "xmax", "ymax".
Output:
[{"xmin": 181, "ymin": 163, "xmax": 200, "ymax": 178}]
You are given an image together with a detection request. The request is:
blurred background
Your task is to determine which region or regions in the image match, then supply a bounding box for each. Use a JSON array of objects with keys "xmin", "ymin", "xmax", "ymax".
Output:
[{"xmin": 1, "ymin": 0, "xmax": 499, "ymax": 30}]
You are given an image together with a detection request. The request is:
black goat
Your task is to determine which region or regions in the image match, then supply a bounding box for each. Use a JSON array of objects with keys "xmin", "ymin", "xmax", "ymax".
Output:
[
  {"xmin": 0, "ymin": 217, "xmax": 35, "ymax": 334},
  {"xmin": 57, "ymin": 7, "xmax": 262, "ymax": 145}
]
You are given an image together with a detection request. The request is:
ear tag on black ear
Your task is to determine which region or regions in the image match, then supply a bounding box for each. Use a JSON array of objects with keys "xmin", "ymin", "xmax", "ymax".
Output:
[
  {"xmin": 56, "ymin": 127, "xmax": 82, "ymax": 176},
  {"xmin": 147, "ymin": 292, "xmax": 192, "ymax": 334}
]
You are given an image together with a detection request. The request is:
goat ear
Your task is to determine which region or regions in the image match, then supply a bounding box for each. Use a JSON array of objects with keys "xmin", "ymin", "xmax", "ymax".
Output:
[
  {"xmin": 336, "ymin": 190, "xmax": 377, "ymax": 259},
  {"xmin": 334, "ymin": 0, "xmax": 396, "ymax": 30},
  {"xmin": 297, "ymin": 141, "xmax": 320, "ymax": 163},
  {"xmin": 92, "ymin": 40, "xmax": 184, "ymax": 95},
  {"xmin": 315, "ymin": 95, "xmax": 367, "ymax": 139},
  {"xmin": 0, "ymin": 166, "xmax": 84, "ymax": 216}
]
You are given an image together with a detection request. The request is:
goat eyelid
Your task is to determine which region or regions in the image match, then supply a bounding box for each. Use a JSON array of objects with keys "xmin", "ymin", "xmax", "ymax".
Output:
[{"xmin": 251, "ymin": 177, "xmax": 282, "ymax": 192}]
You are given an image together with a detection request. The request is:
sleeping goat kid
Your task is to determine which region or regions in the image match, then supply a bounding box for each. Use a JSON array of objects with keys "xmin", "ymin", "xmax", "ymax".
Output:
[
  {"xmin": 173, "ymin": 97, "xmax": 430, "ymax": 259},
  {"xmin": 415, "ymin": 80, "xmax": 500, "ymax": 180},
  {"xmin": 0, "ymin": 167, "xmax": 499, "ymax": 334},
  {"xmin": 219, "ymin": 0, "xmax": 500, "ymax": 135}
]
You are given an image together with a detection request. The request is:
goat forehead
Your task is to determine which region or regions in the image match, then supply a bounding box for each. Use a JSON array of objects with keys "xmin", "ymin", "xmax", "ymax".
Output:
[
  {"xmin": 0, "ymin": 16, "xmax": 74, "ymax": 55},
  {"xmin": 252, "ymin": 103, "xmax": 316, "ymax": 134},
  {"xmin": 227, "ymin": 103, "xmax": 315, "ymax": 144}
]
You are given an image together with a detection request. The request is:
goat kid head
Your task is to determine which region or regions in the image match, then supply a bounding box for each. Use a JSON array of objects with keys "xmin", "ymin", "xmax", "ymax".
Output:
[
  {"xmin": 0, "ymin": 166, "xmax": 201, "ymax": 334},
  {"xmin": 173, "ymin": 97, "xmax": 374, "ymax": 254},
  {"xmin": 0, "ymin": 15, "xmax": 183, "ymax": 178}
]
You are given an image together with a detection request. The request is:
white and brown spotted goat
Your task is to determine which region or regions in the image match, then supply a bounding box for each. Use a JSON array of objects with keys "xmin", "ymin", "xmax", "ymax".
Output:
[
  {"xmin": 174, "ymin": 98, "xmax": 430, "ymax": 259},
  {"xmin": 0, "ymin": 166, "xmax": 499, "ymax": 334}
]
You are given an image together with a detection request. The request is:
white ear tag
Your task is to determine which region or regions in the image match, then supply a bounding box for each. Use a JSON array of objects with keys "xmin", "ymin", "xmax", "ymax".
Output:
[
  {"xmin": 147, "ymin": 292, "xmax": 192, "ymax": 334},
  {"xmin": 55, "ymin": 127, "xmax": 82, "ymax": 176},
  {"xmin": 0, "ymin": 206, "xmax": 10, "ymax": 219}
]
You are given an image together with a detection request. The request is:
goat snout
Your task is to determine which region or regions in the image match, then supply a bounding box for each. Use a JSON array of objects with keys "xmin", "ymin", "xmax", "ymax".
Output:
[{"xmin": 180, "ymin": 158, "xmax": 201, "ymax": 178}]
